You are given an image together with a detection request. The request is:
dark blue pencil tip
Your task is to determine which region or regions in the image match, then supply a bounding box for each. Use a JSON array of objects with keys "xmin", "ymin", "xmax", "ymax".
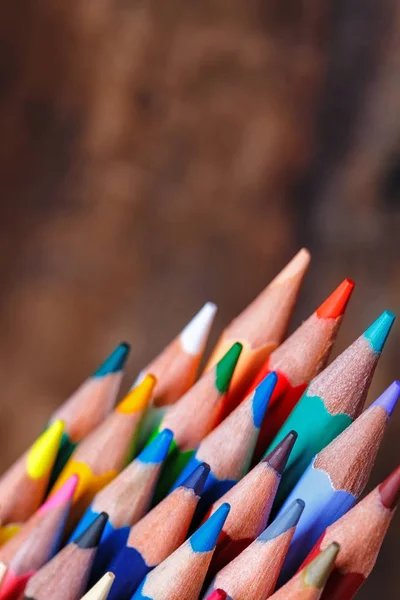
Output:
[
  {"xmin": 260, "ymin": 499, "xmax": 305, "ymax": 542},
  {"xmin": 138, "ymin": 429, "xmax": 173, "ymax": 464},
  {"xmin": 252, "ymin": 371, "xmax": 278, "ymax": 428},
  {"xmin": 93, "ymin": 342, "xmax": 131, "ymax": 377},
  {"xmin": 370, "ymin": 381, "xmax": 400, "ymax": 418},
  {"xmin": 181, "ymin": 462, "xmax": 210, "ymax": 496},
  {"xmin": 190, "ymin": 503, "xmax": 230, "ymax": 553},
  {"xmin": 363, "ymin": 310, "xmax": 395, "ymax": 354}
]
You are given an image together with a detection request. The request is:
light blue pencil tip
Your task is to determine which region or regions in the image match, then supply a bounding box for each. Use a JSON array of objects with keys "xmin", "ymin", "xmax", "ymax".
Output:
[
  {"xmin": 259, "ymin": 499, "xmax": 305, "ymax": 542},
  {"xmin": 138, "ymin": 429, "xmax": 173, "ymax": 464},
  {"xmin": 252, "ymin": 371, "xmax": 278, "ymax": 429},
  {"xmin": 93, "ymin": 342, "xmax": 131, "ymax": 377},
  {"xmin": 190, "ymin": 503, "xmax": 230, "ymax": 553},
  {"xmin": 370, "ymin": 381, "xmax": 400, "ymax": 417},
  {"xmin": 363, "ymin": 310, "xmax": 395, "ymax": 354}
]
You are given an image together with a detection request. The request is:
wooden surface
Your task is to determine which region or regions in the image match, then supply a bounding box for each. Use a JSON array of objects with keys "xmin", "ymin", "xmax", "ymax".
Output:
[{"xmin": 0, "ymin": 1, "xmax": 399, "ymax": 597}]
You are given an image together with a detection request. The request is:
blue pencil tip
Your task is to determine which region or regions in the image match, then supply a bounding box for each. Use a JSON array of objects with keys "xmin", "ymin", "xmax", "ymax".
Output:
[
  {"xmin": 363, "ymin": 310, "xmax": 395, "ymax": 354},
  {"xmin": 260, "ymin": 499, "xmax": 305, "ymax": 542},
  {"xmin": 138, "ymin": 429, "xmax": 173, "ymax": 464},
  {"xmin": 190, "ymin": 503, "xmax": 230, "ymax": 553},
  {"xmin": 181, "ymin": 462, "xmax": 210, "ymax": 496},
  {"xmin": 370, "ymin": 381, "xmax": 400, "ymax": 417},
  {"xmin": 252, "ymin": 371, "xmax": 277, "ymax": 429},
  {"xmin": 93, "ymin": 342, "xmax": 131, "ymax": 377}
]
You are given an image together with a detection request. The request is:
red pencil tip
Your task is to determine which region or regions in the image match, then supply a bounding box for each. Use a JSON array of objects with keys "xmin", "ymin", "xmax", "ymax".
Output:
[
  {"xmin": 205, "ymin": 590, "xmax": 228, "ymax": 600},
  {"xmin": 379, "ymin": 465, "xmax": 400, "ymax": 509},
  {"xmin": 316, "ymin": 278, "xmax": 355, "ymax": 319}
]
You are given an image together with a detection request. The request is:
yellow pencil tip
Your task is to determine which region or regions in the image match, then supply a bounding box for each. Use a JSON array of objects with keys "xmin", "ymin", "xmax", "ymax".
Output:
[
  {"xmin": 26, "ymin": 420, "xmax": 64, "ymax": 480},
  {"xmin": 117, "ymin": 374, "xmax": 156, "ymax": 414}
]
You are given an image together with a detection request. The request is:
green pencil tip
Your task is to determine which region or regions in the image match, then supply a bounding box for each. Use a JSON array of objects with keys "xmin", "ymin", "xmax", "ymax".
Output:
[
  {"xmin": 303, "ymin": 542, "xmax": 340, "ymax": 589},
  {"xmin": 215, "ymin": 342, "xmax": 243, "ymax": 393},
  {"xmin": 363, "ymin": 310, "xmax": 395, "ymax": 354}
]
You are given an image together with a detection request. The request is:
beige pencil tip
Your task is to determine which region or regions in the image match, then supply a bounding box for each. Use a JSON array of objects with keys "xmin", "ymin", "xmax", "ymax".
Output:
[
  {"xmin": 272, "ymin": 248, "xmax": 311, "ymax": 286},
  {"xmin": 303, "ymin": 542, "xmax": 340, "ymax": 589},
  {"xmin": 180, "ymin": 302, "xmax": 218, "ymax": 355},
  {"xmin": 80, "ymin": 572, "xmax": 115, "ymax": 600},
  {"xmin": 0, "ymin": 562, "xmax": 7, "ymax": 586}
]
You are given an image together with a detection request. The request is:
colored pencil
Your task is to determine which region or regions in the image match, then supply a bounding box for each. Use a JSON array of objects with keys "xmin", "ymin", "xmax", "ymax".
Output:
[
  {"xmin": 0, "ymin": 476, "xmax": 78, "ymax": 566},
  {"xmin": 247, "ymin": 279, "xmax": 354, "ymax": 462},
  {"xmin": 135, "ymin": 302, "xmax": 217, "ymax": 450},
  {"xmin": 277, "ymin": 380, "xmax": 399, "ymax": 582},
  {"xmin": 152, "ymin": 342, "xmax": 242, "ymax": 502},
  {"xmin": 49, "ymin": 343, "xmax": 131, "ymax": 485},
  {"xmin": 0, "ymin": 420, "xmax": 64, "ymax": 526},
  {"xmin": 205, "ymin": 431, "xmax": 297, "ymax": 579},
  {"xmin": 268, "ymin": 543, "xmax": 340, "ymax": 600},
  {"xmin": 265, "ymin": 309, "xmax": 395, "ymax": 510},
  {"xmin": 301, "ymin": 464, "xmax": 400, "ymax": 600},
  {"xmin": 22, "ymin": 512, "xmax": 108, "ymax": 600},
  {"xmin": 0, "ymin": 475, "xmax": 77, "ymax": 599},
  {"xmin": 70, "ymin": 429, "xmax": 173, "ymax": 585},
  {"xmin": 171, "ymin": 371, "xmax": 277, "ymax": 515},
  {"xmin": 204, "ymin": 591, "xmax": 227, "ymax": 600},
  {"xmin": 204, "ymin": 499, "xmax": 304, "ymax": 600},
  {"xmin": 0, "ymin": 563, "xmax": 7, "ymax": 586},
  {"xmin": 81, "ymin": 573, "xmax": 115, "ymax": 600},
  {"xmin": 106, "ymin": 462, "xmax": 210, "ymax": 600},
  {"xmin": 131, "ymin": 503, "xmax": 230, "ymax": 600},
  {"xmin": 50, "ymin": 375, "xmax": 155, "ymax": 522},
  {"xmin": 205, "ymin": 249, "xmax": 311, "ymax": 411}
]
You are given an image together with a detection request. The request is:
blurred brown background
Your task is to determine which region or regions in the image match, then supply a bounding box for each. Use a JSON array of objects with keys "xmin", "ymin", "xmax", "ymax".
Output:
[{"xmin": 0, "ymin": 1, "xmax": 399, "ymax": 597}]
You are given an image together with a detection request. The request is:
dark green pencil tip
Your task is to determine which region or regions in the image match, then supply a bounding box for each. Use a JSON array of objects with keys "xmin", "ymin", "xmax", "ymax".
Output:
[
  {"xmin": 215, "ymin": 342, "xmax": 243, "ymax": 393},
  {"xmin": 93, "ymin": 343, "xmax": 131, "ymax": 377},
  {"xmin": 75, "ymin": 512, "xmax": 108, "ymax": 549}
]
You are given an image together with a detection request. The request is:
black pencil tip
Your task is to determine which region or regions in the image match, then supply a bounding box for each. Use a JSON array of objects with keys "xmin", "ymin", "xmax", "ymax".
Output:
[{"xmin": 75, "ymin": 511, "xmax": 108, "ymax": 549}]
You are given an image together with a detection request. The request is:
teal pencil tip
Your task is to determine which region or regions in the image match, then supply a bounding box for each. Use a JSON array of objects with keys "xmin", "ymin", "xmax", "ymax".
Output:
[
  {"xmin": 215, "ymin": 343, "xmax": 243, "ymax": 393},
  {"xmin": 190, "ymin": 503, "xmax": 230, "ymax": 553},
  {"xmin": 363, "ymin": 310, "xmax": 395, "ymax": 354},
  {"xmin": 138, "ymin": 429, "xmax": 173, "ymax": 464},
  {"xmin": 252, "ymin": 371, "xmax": 278, "ymax": 429},
  {"xmin": 93, "ymin": 342, "xmax": 131, "ymax": 377}
]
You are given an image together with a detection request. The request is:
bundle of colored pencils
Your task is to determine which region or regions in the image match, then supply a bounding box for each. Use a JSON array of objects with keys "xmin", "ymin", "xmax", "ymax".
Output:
[{"xmin": 0, "ymin": 248, "xmax": 398, "ymax": 600}]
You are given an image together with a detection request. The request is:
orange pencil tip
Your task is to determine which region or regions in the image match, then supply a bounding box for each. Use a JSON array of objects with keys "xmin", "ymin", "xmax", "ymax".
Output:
[{"xmin": 316, "ymin": 278, "xmax": 355, "ymax": 319}]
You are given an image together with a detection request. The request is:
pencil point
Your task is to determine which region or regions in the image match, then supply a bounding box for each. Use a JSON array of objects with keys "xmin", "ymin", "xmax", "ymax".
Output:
[
  {"xmin": 363, "ymin": 310, "xmax": 395, "ymax": 354},
  {"xmin": 260, "ymin": 499, "xmax": 305, "ymax": 542},
  {"xmin": 93, "ymin": 342, "xmax": 131, "ymax": 377},
  {"xmin": 264, "ymin": 430, "xmax": 297, "ymax": 475},
  {"xmin": 81, "ymin": 572, "xmax": 115, "ymax": 600},
  {"xmin": 75, "ymin": 512, "xmax": 108, "ymax": 549},
  {"xmin": 379, "ymin": 465, "xmax": 400, "ymax": 509},
  {"xmin": 273, "ymin": 249, "xmax": 311, "ymax": 285},
  {"xmin": 205, "ymin": 591, "xmax": 227, "ymax": 600},
  {"xmin": 316, "ymin": 279, "xmax": 355, "ymax": 319},
  {"xmin": 27, "ymin": 420, "xmax": 64, "ymax": 480},
  {"xmin": 190, "ymin": 503, "xmax": 230, "ymax": 553},
  {"xmin": 215, "ymin": 343, "xmax": 243, "ymax": 393},
  {"xmin": 117, "ymin": 374, "xmax": 156, "ymax": 414},
  {"xmin": 181, "ymin": 462, "xmax": 210, "ymax": 496},
  {"xmin": 252, "ymin": 371, "xmax": 277, "ymax": 428},
  {"xmin": 370, "ymin": 381, "xmax": 400, "ymax": 417},
  {"xmin": 303, "ymin": 542, "xmax": 340, "ymax": 589},
  {"xmin": 138, "ymin": 429, "xmax": 173, "ymax": 464},
  {"xmin": 39, "ymin": 474, "xmax": 79, "ymax": 513},
  {"xmin": 180, "ymin": 302, "xmax": 217, "ymax": 355}
]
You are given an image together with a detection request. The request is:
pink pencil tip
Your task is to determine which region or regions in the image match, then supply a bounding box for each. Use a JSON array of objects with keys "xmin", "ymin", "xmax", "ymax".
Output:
[{"xmin": 39, "ymin": 474, "xmax": 79, "ymax": 514}]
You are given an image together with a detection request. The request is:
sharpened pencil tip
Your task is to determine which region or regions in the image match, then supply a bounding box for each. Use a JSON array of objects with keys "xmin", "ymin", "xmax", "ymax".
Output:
[
  {"xmin": 205, "ymin": 590, "xmax": 228, "ymax": 600},
  {"xmin": 363, "ymin": 310, "xmax": 395, "ymax": 354},
  {"xmin": 138, "ymin": 428, "xmax": 173, "ymax": 464},
  {"xmin": 272, "ymin": 249, "xmax": 311, "ymax": 285},
  {"xmin": 180, "ymin": 302, "xmax": 218, "ymax": 355},
  {"xmin": 303, "ymin": 542, "xmax": 340, "ymax": 589},
  {"xmin": 264, "ymin": 430, "xmax": 297, "ymax": 475},
  {"xmin": 215, "ymin": 343, "xmax": 243, "ymax": 393},
  {"xmin": 81, "ymin": 572, "xmax": 115, "ymax": 600},
  {"xmin": 252, "ymin": 371, "xmax": 277, "ymax": 429},
  {"xmin": 75, "ymin": 512, "xmax": 108, "ymax": 549},
  {"xmin": 316, "ymin": 279, "xmax": 355, "ymax": 319},
  {"xmin": 93, "ymin": 342, "xmax": 131, "ymax": 377},
  {"xmin": 190, "ymin": 503, "xmax": 230, "ymax": 553},
  {"xmin": 181, "ymin": 462, "xmax": 210, "ymax": 496},
  {"xmin": 260, "ymin": 498, "xmax": 305, "ymax": 542},
  {"xmin": 39, "ymin": 473, "xmax": 79, "ymax": 514},
  {"xmin": 379, "ymin": 465, "xmax": 400, "ymax": 509},
  {"xmin": 26, "ymin": 420, "xmax": 64, "ymax": 480},
  {"xmin": 370, "ymin": 381, "xmax": 400, "ymax": 417},
  {"xmin": 117, "ymin": 374, "xmax": 156, "ymax": 414}
]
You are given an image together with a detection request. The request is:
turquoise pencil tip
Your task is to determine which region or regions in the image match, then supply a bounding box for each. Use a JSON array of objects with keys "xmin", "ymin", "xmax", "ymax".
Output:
[
  {"xmin": 252, "ymin": 371, "xmax": 278, "ymax": 428},
  {"xmin": 93, "ymin": 342, "xmax": 131, "ymax": 377},
  {"xmin": 363, "ymin": 310, "xmax": 395, "ymax": 353},
  {"xmin": 181, "ymin": 462, "xmax": 210, "ymax": 496},
  {"xmin": 190, "ymin": 503, "xmax": 230, "ymax": 553},
  {"xmin": 370, "ymin": 381, "xmax": 400, "ymax": 417},
  {"xmin": 138, "ymin": 429, "xmax": 173, "ymax": 464},
  {"xmin": 260, "ymin": 499, "xmax": 304, "ymax": 542}
]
